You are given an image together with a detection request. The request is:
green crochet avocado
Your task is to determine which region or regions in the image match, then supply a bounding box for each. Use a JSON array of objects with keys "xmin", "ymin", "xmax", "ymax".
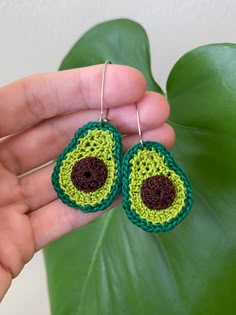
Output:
[
  {"xmin": 122, "ymin": 141, "xmax": 193, "ymax": 232},
  {"xmin": 52, "ymin": 121, "xmax": 122, "ymax": 213}
]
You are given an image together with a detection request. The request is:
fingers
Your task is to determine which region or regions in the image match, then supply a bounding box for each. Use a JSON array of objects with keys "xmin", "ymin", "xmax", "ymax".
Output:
[
  {"xmin": 20, "ymin": 123, "xmax": 175, "ymax": 212},
  {"xmin": 20, "ymin": 162, "xmax": 56, "ymax": 211},
  {"xmin": 108, "ymin": 92, "xmax": 170, "ymax": 133},
  {"xmin": 0, "ymin": 262, "xmax": 12, "ymax": 301},
  {"xmin": 123, "ymin": 123, "xmax": 175, "ymax": 151},
  {"xmin": 29, "ymin": 197, "xmax": 120, "ymax": 251},
  {"xmin": 0, "ymin": 65, "xmax": 146, "ymax": 137},
  {"xmin": 1, "ymin": 92, "xmax": 169, "ymax": 175}
]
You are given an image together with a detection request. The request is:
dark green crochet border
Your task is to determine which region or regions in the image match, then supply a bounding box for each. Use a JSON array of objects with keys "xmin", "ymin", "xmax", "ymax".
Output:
[
  {"xmin": 52, "ymin": 121, "xmax": 122, "ymax": 213},
  {"xmin": 122, "ymin": 141, "xmax": 193, "ymax": 232}
]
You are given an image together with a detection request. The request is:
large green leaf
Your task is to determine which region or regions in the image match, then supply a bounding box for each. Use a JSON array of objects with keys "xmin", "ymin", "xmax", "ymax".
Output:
[
  {"xmin": 59, "ymin": 18, "xmax": 163, "ymax": 94},
  {"xmin": 44, "ymin": 19, "xmax": 236, "ymax": 315}
]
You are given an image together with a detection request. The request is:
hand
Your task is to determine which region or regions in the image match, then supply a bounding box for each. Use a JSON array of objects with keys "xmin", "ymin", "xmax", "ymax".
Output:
[{"xmin": 0, "ymin": 65, "xmax": 175, "ymax": 300}]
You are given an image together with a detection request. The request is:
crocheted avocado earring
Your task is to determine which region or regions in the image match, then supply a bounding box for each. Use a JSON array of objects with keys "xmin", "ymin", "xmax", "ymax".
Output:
[
  {"xmin": 52, "ymin": 61, "xmax": 122, "ymax": 213},
  {"xmin": 122, "ymin": 103, "xmax": 193, "ymax": 232}
]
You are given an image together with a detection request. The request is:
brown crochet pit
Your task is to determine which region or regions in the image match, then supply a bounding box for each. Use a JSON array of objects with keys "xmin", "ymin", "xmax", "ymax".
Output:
[
  {"xmin": 141, "ymin": 175, "xmax": 176, "ymax": 210},
  {"xmin": 71, "ymin": 157, "xmax": 108, "ymax": 192}
]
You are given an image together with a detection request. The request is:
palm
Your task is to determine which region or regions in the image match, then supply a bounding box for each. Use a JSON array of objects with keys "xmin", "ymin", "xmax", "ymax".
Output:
[{"xmin": 0, "ymin": 65, "xmax": 174, "ymax": 299}]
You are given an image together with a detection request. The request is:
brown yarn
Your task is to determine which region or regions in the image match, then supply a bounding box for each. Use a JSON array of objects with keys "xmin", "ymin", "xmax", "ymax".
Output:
[
  {"xmin": 141, "ymin": 175, "xmax": 176, "ymax": 210},
  {"xmin": 71, "ymin": 157, "xmax": 108, "ymax": 192}
]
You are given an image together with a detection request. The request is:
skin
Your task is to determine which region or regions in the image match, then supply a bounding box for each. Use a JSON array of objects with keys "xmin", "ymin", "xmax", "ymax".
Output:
[{"xmin": 0, "ymin": 64, "xmax": 175, "ymax": 301}]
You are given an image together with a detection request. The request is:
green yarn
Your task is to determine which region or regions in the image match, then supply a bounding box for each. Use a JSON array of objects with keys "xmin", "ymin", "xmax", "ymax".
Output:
[
  {"xmin": 122, "ymin": 141, "xmax": 193, "ymax": 232},
  {"xmin": 52, "ymin": 121, "xmax": 192, "ymax": 229},
  {"xmin": 52, "ymin": 121, "xmax": 122, "ymax": 213},
  {"xmin": 58, "ymin": 129, "xmax": 116, "ymax": 206},
  {"xmin": 129, "ymin": 148, "xmax": 186, "ymax": 223}
]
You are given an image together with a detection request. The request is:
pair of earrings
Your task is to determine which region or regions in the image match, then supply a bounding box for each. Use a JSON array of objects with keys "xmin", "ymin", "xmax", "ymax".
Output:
[{"xmin": 52, "ymin": 61, "xmax": 193, "ymax": 232}]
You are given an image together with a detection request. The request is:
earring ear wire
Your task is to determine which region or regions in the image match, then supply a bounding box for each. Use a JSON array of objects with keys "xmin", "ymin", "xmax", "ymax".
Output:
[
  {"xmin": 99, "ymin": 60, "xmax": 112, "ymax": 123},
  {"xmin": 135, "ymin": 102, "xmax": 144, "ymax": 146}
]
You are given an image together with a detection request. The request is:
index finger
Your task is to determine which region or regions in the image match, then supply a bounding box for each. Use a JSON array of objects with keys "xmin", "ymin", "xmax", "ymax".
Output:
[{"xmin": 0, "ymin": 65, "xmax": 146, "ymax": 137}]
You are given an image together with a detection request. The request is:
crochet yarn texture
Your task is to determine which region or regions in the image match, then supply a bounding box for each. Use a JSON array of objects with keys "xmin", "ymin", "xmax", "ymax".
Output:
[
  {"xmin": 52, "ymin": 121, "xmax": 122, "ymax": 212},
  {"xmin": 122, "ymin": 141, "xmax": 193, "ymax": 232}
]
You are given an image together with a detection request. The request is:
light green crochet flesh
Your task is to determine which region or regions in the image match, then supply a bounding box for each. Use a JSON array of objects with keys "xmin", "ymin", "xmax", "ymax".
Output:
[
  {"xmin": 58, "ymin": 129, "xmax": 116, "ymax": 206},
  {"xmin": 129, "ymin": 148, "xmax": 186, "ymax": 224}
]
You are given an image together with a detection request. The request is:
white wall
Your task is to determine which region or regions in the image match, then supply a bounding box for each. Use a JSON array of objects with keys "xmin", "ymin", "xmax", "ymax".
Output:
[{"xmin": 0, "ymin": 0, "xmax": 235, "ymax": 314}]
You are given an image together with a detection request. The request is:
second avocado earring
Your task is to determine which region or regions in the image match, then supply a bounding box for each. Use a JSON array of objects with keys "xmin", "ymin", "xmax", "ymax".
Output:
[
  {"xmin": 52, "ymin": 61, "xmax": 122, "ymax": 213},
  {"xmin": 122, "ymin": 103, "xmax": 193, "ymax": 232}
]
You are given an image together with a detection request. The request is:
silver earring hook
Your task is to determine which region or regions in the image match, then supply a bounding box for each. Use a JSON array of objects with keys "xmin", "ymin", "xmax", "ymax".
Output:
[
  {"xmin": 136, "ymin": 102, "xmax": 144, "ymax": 146},
  {"xmin": 99, "ymin": 60, "xmax": 112, "ymax": 123}
]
